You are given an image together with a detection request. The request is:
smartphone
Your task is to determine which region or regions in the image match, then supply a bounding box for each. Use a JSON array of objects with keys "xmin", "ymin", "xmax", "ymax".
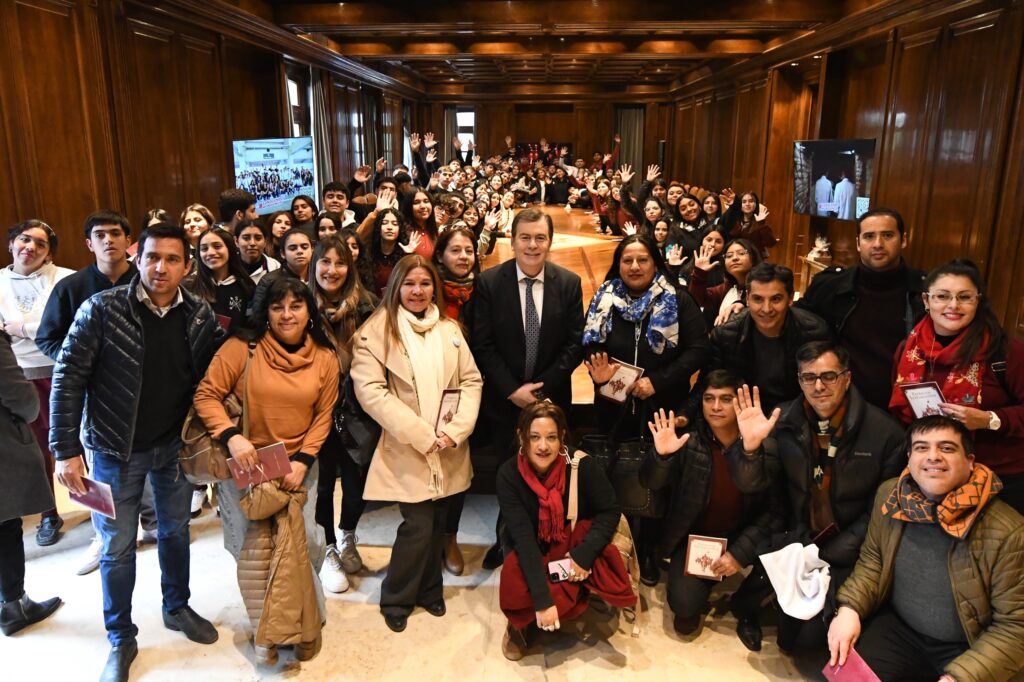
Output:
[{"xmin": 548, "ymin": 558, "xmax": 573, "ymax": 583}]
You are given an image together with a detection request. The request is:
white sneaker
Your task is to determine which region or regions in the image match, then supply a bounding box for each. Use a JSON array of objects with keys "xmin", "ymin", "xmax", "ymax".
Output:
[
  {"xmin": 321, "ymin": 545, "xmax": 349, "ymax": 593},
  {"xmin": 76, "ymin": 537, "xmax": 102, "ymax": 576},
  {"xmin": 338, "ymin": 531, "xmax": 363, "ymax": 574},
  {"xmin": 191, "ymin": 489, "xmax": 206, "ymax": 518}
]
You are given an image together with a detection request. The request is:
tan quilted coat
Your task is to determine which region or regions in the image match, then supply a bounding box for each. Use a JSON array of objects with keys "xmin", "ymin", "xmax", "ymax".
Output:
[
  {"xmin": 237, "ymin": 481, "xmax": 321, "ymax": 647},
  {"xmin": 838, "ymin": 479, "xmax": 1024, "ymax": 682}
]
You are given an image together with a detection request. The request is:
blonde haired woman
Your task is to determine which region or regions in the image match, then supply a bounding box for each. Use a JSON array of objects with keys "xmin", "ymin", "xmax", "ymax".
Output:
[{"xmin": 350, "ymin": 254, "xmax": 482, "ymax": 633}]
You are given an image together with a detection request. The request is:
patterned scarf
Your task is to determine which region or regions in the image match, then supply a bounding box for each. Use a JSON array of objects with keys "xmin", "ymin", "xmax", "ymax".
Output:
[
  {"xmin": 881, "ymin": 463, "xmax": 1002, "ymax": 539},
  {"xmin": 890, "ymin": 316, "xmax": 988, "ymax": 423},
  {"xmin": 582, "ymin": 273, "xmax": 679, "ymax": 354},
  {"xmin": 516, "ymin": 450, "xmax": 568, "ymax": 545}
]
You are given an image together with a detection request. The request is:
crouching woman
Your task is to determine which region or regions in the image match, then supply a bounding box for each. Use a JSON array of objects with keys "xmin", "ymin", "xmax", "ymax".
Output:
[
  {"xmin": 497, "ymin": 402, "xmax": 636, "ymax": 661},
  {"xmin": 193, "ymin": 276, "xmax": 339, "ymax": 665}
]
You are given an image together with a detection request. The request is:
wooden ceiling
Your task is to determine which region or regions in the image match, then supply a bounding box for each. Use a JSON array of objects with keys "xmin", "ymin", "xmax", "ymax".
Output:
[{"xmin": 272, "ymin": 0, "xmax": 850, "ymax": 92}]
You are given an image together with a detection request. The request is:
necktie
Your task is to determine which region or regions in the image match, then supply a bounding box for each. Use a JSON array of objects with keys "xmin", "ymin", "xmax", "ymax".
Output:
[{"xmin": 523, "ymin": 278, "xmax": 540, "ymax": 379}]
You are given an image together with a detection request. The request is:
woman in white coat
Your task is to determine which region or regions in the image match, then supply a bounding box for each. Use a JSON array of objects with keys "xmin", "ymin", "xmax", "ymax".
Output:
[{"xmin": 350, "ymin": 254, "xmax": 482, "ymax": 633}]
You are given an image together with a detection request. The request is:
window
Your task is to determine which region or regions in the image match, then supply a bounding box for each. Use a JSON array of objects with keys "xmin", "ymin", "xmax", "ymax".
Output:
[
  {"xmin": 285, "ymin": 63, "xmax": 311, "ymax": 137},
  {"xmin": 456, "ymin": 108, "xmax": 475, "ymax": 148}
]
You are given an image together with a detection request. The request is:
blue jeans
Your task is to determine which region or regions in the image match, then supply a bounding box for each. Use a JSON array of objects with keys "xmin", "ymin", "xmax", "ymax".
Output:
[{"xmin": 91, "ymin": 440, "xmax": 191, "ymax": 645}]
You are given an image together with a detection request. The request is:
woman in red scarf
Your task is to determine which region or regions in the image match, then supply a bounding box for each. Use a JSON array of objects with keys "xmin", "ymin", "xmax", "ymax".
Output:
[
  {"xmin": 890, "ymin": 259, "xmax": 1024, "ymax": 513},
  {"xmin": 496, "ymin": 402, "xmax": 635, "ymax": 661},
  {"xmin": 431, "ymin": 227, "xmax": 478, "ymax": 576}
]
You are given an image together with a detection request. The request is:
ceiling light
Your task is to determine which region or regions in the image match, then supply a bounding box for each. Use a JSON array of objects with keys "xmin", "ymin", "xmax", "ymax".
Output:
[
  {"xmin": 791, "ymin": 62, "xmax": 799, "ymax": 66},
  {"xmin": 560, "ymin": 37, "xmax": 565, "ymax": 42},
  {"xmin": 813, "ymin": 55, "xmax": 822, "ymax": 59}
]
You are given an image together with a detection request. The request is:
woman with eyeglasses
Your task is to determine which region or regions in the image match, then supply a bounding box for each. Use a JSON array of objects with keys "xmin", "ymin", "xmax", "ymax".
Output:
[
  {"xmin": 1, "ymin": 220, "xmax": 74, "ymax": 546},
  {"xmin": 890, "ymin": 259, "xmax": 1024, "ymax": 513}
]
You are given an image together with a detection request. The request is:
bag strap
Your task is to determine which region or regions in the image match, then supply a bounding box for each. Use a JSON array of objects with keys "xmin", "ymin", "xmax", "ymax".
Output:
[
  {"xmin": 240, "ymin": 341, "xmax": 256, "ymax": 439},
  {"xmin": 567, "ymin": 450, "xmax": 587, "ymax": 532}
]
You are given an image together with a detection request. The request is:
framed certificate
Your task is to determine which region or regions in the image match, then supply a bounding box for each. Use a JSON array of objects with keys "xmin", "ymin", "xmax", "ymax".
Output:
[
  {"xmin": 898, "ymin": 381, "xmax": 946, "ymax": 419},
  {"xmin": 684, "ymin": 534, "xmax": 728, "ymax": 581},
  {"xmin": 596, "ymin": 358, "xmax": 645, "ymax": 404},
  {"xmin": 434, "ymin": 389, "xmax": 462, "ymax": 432}
]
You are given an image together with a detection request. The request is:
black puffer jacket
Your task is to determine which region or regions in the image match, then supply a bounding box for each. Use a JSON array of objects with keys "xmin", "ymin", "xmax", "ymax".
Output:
[
  {"xmin": 725, "ymin": 385, "xmax": 906, "ymax": 568},
  {"xmin": 639, "ymin": 420, "xmax": 787, "ymax": 567},
  {"xmin": 49, "ymin": 277, "xmax": 221, "ymax": 461}
]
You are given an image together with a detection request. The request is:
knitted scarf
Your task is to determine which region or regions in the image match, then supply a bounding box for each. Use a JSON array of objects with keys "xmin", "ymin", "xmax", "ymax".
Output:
[
  {"xmin": 881, "ymin": 463, "xmax": 1002, "ymax": 539},
  {"xmin": 890, "ymin": 316, "xmax": 989, "ymax": 423},
  {"xmin": 440, "ymin": 271, "xmax": 474, "ymax": 318},
  {"xmin": 516, "ymin": 450, "xmax": 568, "ymax": 545},
  {"xmin": 582, "ymin": 273, "xmax": 679, "ymax": 354}
]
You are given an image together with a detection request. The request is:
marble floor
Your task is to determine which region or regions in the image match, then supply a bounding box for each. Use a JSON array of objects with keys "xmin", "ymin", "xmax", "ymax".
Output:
[{"xmin": 3, "ymin": 493, "xmax": 820, "ymax": 682}]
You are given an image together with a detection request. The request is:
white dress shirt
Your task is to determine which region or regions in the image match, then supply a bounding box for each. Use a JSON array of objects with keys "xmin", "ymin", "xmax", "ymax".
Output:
[{"xmin": 515, "ymin": 262, "xmax": 545, "ymax": 328}]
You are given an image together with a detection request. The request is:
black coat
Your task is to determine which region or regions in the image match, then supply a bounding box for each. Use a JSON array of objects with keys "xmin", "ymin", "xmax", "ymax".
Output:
[
  {"xmin": 639, "ymin": 421, "xmax": 787, "ymax": 565},
  {"xmin": 49, "ymin": 277, "xmax": 222, "ymax": 462},
  {"xmin": 469, "ymin": 260, "xmax": 584, "ymax": 453},
  {"xmin": 0, "ymin": 333, "xmax": 51, "ymax": 522},
  {"xmin": 726, "ymin": 385, "xmax": 906, "ymax": 568}
]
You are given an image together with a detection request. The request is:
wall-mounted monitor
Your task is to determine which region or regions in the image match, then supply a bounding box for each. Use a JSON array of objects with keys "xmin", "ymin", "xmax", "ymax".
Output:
[
  {"xmin": 793, "ymin": 138, "xmax": 876, "ymax": 221},
  {"xmin": 232, "ymin": 136, "xmax": 316, "ymax": 214}
]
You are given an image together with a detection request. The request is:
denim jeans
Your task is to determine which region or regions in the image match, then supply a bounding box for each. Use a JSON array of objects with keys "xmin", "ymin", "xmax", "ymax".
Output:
[
  {"xmin": 216, "ymin": 460, "xmax": 326, "ymax": 621},
  {"xmin": 91, "ymin": 439, "xmax": 191, "ymax": 645}
]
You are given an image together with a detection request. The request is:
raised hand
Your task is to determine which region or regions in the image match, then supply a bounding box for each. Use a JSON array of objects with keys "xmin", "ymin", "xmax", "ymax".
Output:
[
  {"xmin": 646, "ymin": 164, "xmax": 661, "ymax": 182},
  {"xmin": 423, "ymin": 132, "xmax": 437, "ymax": 148},
  {"xmin": 375, "ymin": 186, "xmax": 397, "ymax": 210},
  {"xmin": 622, "ymin": 222, "xmax": 637, "ymax": 236},
  {"xmin": 666, "ymin": 244, "xmax": 685, "ymax": 267},
  {"xmin": 375, "ymin": 156, "xmax": 387, "ymax": 173},
  {"xmin": 468, "ymin": 140, "xmax": 476, "ymax": 150},
  {"xmin": 409, "ymin": 132, "xmax": 421, "ymax": 153},
  {"xmin": 734, "ymin": 384, "xmax": 781, "ymax": 453},
  {"xmin": 693, "ymin": 242, "xmax": 721, "ymax": 272},
  {"xmin": 603, "ymin": 153, "xmax": 612, "ymax": 164},
  {"xmin": 353, "ymin": 164, "xmax": 372, "ymax": 183},
  {"xmin": 505, "ymin": 135, "xmax": 513, "ymax": 148},
  {"xmin": 472, "ymin": 155, "xmax": 482, "ymax": 168},
  {"xmin": 648, "ymin": 408, "xmax": 691, "ymax": 456},
  {"xmin": 452, "ymin": 136, "xmax": 462, "ymax": 150},
  {"xmin": 483, "ymin": 210, "xmax": 499, "ymax": 232},
  {"xmin": 720, "ymin": 187, "xmax": 735, "ymax": 207},
  {"xmin": 425, "ymin": 149, "xmax": 438, "ymax": 164},
  {"xmin": 614, "ymin": 133, "xmax": 621, "ymax": 143},
  {"xmin": 560, "ymin": 146, "xmax": 569, "ymax": 157},
  {"xmin": 618, "ymin": 163, "xmax": 635, "ymax": 185},
  {"xmin": 428, "ymin": 170, "xmax": 440, "ymax": 189},
  {"xmin": 584, "ymin": 352, "xmax": 620, "ymax": 385},
  {"xmin": 399, "ymin": 231, "xmax": 423, "ymax": 254}
]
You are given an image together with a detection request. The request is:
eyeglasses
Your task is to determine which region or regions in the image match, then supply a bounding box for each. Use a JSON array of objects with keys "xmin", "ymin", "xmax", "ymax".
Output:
[
  {"xmin": 927, "ymin": 292, "xmax": 979, "ymax": 305},
  {"xmin": 726, "ymin": 249, "xmax": 749, "ymax": 258},
  {"xmin": 797, "ymin": 370, "xmax": 849, "ymax": 386}
]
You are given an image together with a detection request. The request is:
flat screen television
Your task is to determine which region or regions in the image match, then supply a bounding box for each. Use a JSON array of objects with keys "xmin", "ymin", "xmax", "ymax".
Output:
[
  {"xmin": 793, "ymin": 138, "xmax": 876, "ymax": 221},
  {"xmin": 232, "ymin": 136, "xmax": 316, "ymax": 214}
]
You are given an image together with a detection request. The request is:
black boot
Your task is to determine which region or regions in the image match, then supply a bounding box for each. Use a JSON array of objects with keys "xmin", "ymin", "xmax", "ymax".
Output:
[
  {"xmin": 99, "ymin": 640, "xmax": 138, "ymax": 682},
  {"xmin": 482, "ymin": 542, "xmax": 504, "ymax": 570},
  {"xmin": 0, "ymin": 593, "xmax": 62, "ymax": 636},
  {"xmin": 639, "ymin": 553, "xmax": 660, "ymax": 586}
]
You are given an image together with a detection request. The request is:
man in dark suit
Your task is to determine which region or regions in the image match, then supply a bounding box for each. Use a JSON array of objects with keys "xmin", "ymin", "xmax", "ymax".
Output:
[{"xmin": 470, "ymin": 208, "xmax": 584, "ymax": 568}]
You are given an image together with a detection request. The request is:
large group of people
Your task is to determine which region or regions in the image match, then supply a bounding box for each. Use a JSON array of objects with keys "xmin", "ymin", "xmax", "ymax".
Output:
[{"xmin": 2, "ymin": 130, "xmax": 1023, "ymax": 682}]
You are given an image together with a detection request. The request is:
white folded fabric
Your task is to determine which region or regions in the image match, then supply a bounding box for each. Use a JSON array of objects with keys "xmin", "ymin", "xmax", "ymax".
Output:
[{"xmin": 759, "ymin": 542, "xmax": 831, "ymax": 621}]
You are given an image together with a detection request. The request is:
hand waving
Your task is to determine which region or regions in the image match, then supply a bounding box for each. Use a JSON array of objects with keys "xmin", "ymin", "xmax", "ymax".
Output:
[
  {"xmin": 409, "ymin": 132, "xmax": 421, "ymax": 153},
  {"xmin": 584, "ymin": 352, "xmax": 620, "ymax": 385},
  {"xmin": 452, "ymin": 136, "xmax": 462, "ymax": 150},
  {"xmin": 375, "ymin": 156, "xmax": 387, "ymax": 173},
  {"xmin": 622, "ymin": 222, "xmax": 637, "ymax": 236},
  {"xmin": 646, "ymin": 164, "xmax": 661, "ymax": 182},
  {"xmin": 353, "ymin": 164, "xmax": 372, "ymax": 183},
  {"xmin": 423, "ymin": 132, "xmax": 437, "ymax": 149},
  {"xmin": 376, "ymin": 186, "xmax": 397, "ymax": 210},
  {"xmin": 648, "ymin": 408, "xmax": 691, "ymax": 456},
  {"xmin": 618, "ymin": 164, "xmax": 635, "ymax": 185},
  {"xmin": 425, "ymin": 149, "xmax": 438, "ymax": 164},
  {"xmin": 666, "ymin": 244, "xmax": 686, "ymax": 267},
  {"xmin": 734, "ymin": 384, "xmax": 781, "ymax": 453},
  {"xmin": 505, "ymin": 135, "xmax": 513, "ymax": 148},
  {"xmin": 693, "ymin": 242, "xmax": 721, "ymax": 272},
  {"xmin": 399, "ymin": 232, "xmax": 423, "ymax": 254}
]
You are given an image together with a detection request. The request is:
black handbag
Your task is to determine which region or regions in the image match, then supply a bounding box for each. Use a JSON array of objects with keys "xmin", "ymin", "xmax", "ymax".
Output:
[
  {"xmin": 577, "ymin": 432, "xmax": 666, "ymax": 518},
  {"xmin": 332, "ymin": 373, "xmax": 382, "ymax": 467}
]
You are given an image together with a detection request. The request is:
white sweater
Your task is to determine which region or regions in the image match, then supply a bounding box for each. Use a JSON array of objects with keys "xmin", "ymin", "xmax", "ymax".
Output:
[{"xmin": 0, "ymin": 262, "xmax": 74, "ymax": 370}]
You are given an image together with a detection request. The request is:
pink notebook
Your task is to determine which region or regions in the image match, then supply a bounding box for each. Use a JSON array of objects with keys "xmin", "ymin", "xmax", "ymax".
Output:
[
  {"xmin": 69, "ymin": 477, "xmax": 116, "ymax": 519},
  {"xmin": 226, "ymin": 442, "xmax": 292, "ymax": 489},
  {"xmin": 822, "ymin": 649, "xmax": 881, "ymax": 682}
]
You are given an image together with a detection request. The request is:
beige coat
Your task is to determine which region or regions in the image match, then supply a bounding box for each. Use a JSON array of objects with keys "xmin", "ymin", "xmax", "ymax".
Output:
[{"xmin": 350, "ymin": 309, "xmax": 482, "ymax": 503}]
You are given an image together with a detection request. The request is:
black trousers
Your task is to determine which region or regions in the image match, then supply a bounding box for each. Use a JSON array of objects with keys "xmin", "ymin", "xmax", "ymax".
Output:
[
  {"xmin": 380, "ymin": 498, "xmax": 449, "ymax": 616},
  {"xmin": 856, "ymin": 608, "xmax": 967, "ymax": 681},
  {"xmin": 0, "ymin": 518, "xmax": 25, "ymax": 602},
  {"xmin": 445, "ymin": 491, "xmax": 465, "ymax": 535},
  {"xmin": 666, "ymin": 541, "xmax": 716, "ymax": 618},
  {"xmin": 315, "ymin": 429, "xmax": 367, "ymax": 546}
]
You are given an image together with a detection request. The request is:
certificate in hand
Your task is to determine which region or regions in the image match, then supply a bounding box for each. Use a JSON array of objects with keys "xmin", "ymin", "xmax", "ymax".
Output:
[
  {"xmin": 69, "ymin": 477, "xmax": 116, "ymax": 519},
  {"xmin": 597, "ymin": 359, "xmax": 644, "ymax": 404},
  {"xmin": 898, "ymin": 381, "xmax": 946, "ymax": 419},
  {"xmin": 227, "ymin": 441, "xmax": 292, "ymax": 489},
  {"xmin": 435, "ymin": 389, "xmax": 462, "ymax": 432},
  {"xmin": 684, "ymin": 534, "xmax": 728, "ymax": 581}
]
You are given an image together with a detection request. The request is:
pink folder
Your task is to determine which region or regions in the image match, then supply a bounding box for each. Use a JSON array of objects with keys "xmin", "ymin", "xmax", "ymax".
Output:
[
  {"xmin": 822, "ymin": 649, "xmax": 881, "ymax": 682},
  {"xmin": 69, "ymin": 477, "xmax": 116, "ymax": 519},
  {"xmin": 226, "ymin": 442, "xmax": 292, "ymax": 489}
]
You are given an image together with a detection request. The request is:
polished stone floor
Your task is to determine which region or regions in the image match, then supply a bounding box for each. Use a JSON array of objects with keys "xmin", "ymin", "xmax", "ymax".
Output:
[{"xmin": 4, "ymin": 493, "xmax": 819, "ymax": 681}]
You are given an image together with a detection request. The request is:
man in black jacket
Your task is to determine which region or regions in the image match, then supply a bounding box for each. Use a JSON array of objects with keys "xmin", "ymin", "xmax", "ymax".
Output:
[
  {"xmin": 796, "ymin": 208, "xmax": 926, "ymax": 409},
  {"xmin": 641, "ymin": 369, "xmax": 786, "ymax": 638},
  {"xmin": 727, "ymin": 341, "xmax": 906, "ymax": 654},
  {"xmin": 705, "ymin": 263, "xmax": 833, "ymax": 413},
  {"xmin": 470, "ymin": 208, "xmax": 584, "ymax": 568},
  {"xmin": 51, "ymin": 223, "xmax": 223, "ymax": 682},
  {"xmin": 35, "ymin": 209, "xmax": 142, "ymax": 577}
]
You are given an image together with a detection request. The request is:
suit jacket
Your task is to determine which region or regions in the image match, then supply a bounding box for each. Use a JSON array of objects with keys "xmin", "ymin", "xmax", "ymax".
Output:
[{"xmin": 469, "ymin": 259, "xmax": 584, "ymax": 448}]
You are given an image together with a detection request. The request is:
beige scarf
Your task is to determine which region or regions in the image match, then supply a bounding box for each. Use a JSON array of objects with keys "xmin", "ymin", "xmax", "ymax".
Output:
[{"xmin": 396, "ymin": 304, "xmax": 447, "ymax": 495}]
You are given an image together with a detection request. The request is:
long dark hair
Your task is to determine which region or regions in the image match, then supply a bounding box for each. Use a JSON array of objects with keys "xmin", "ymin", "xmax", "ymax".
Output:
[
  {"xmin": 400, "ymin": 189, "xmax": 437, "ymax": 241},
  {"xmin": 188, "ymin": 227, "xmax": 255, "ymax": 303},
  {"xmin": 924, "ymin": 259, "xmax": 1006, "ymax": 367},
  {"xmin": 602, "ymin": 234, "xmax": 676, "ymax": 291},
  {"xmin": 722, "ymin": 237, "xmax": 763, "ymax": 287},
  {"xmin": 242, "ymin": 275, "xmax": 333, "ymax": 349},
  {"xmin": 369, "ymin": 208, "xmax": 407, "ymax": 265},
  {"xmin": 338, "ymin": 227, "xmax": 375, "ymax": 292},
  {"xmin": 673, "ymin": 192, "xmax": 707, "ymax": 229}
]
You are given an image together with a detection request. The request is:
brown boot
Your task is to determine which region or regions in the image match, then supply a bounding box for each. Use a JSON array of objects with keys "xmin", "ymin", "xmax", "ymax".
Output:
[
  {"xmin": 501, "ymin": 624, "xmax": 528, "ymax": 661},
  {"xmin": 443, "ymin": 534, "xmax": 464, "ymax": 575}
]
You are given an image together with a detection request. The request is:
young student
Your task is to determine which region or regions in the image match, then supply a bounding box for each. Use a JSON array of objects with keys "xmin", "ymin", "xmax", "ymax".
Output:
[{"xmin": 217, "ymin": 188, "xmax": 258, "ymax": 234}]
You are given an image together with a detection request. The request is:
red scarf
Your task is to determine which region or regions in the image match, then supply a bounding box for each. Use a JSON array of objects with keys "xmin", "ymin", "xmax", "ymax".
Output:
[
  {"xmin": 516, "ymin": 450, "xmax": 568, "ymax": 544},
  {"xmin": 890, "ymin": 316, "xmax": 988, "ymax": 423},
  {"xmin": 441, "ymin": 279, "xmax": 473, "ymax": 320},
  {"xmin": 881, "ymin": 463, "xmax": 1002, "ymax": 539}
]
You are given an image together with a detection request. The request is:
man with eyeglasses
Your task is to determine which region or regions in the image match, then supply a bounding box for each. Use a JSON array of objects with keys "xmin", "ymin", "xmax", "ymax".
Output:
[
  {"xmin": 724, "ymin": 340, "xmax": 906, "ymax": 654},
  {"xmin": 797, "ymin": 208, "xmax": 926, "ymax": 410}
]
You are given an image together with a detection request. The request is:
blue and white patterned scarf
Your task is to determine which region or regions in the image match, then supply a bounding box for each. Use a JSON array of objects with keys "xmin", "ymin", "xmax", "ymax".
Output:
[{"xmin": 583, "ymin": 273, "xmax": 679, "ymax": 354}]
